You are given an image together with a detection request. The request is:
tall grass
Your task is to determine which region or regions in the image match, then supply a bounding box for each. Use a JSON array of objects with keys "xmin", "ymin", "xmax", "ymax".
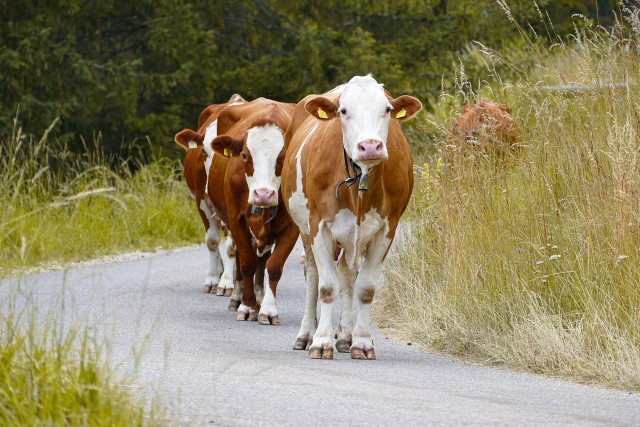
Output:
[
  {"xmin": 378, "ymin": 14, "xmax": 640, "ymax": 390},
  {"xmin": 0, "ymin": 115, "xmax": 201, "ymax": 274},
  {"xmin": 0, "ymin": 302, "xmax": 162, "ymax": 425}
]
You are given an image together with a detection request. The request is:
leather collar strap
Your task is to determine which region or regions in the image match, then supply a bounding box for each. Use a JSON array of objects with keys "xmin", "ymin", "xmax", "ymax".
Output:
[
  {"xmin": 250, "ymin": 205, "xmax": 278, "ymax": 223},
  {"xmin": 336, "ymin": 149, "xmax": 370, "ymax": 201}
]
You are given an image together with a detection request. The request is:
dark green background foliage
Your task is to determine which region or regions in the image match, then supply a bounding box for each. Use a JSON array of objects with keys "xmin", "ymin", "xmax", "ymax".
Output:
[{"xmin": 0, "ymin": 0, "xmax": 618, "ymax": 156}]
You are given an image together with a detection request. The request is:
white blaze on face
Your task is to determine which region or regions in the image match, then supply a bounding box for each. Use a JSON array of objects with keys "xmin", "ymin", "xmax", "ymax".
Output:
[
  {"xmin": 339, "ymin": 75, "xmax": 392, "ymax": 167},
  {"xmin": 245, "ymin": 124, "xmax": 284, "ymax": 207}
]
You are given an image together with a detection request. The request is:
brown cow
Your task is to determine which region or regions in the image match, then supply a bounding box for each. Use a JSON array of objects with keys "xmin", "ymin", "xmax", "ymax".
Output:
[
  {"xmin": 447, "ymin": 99, "xmax": 519, "ymax": 156},
  {"xmin": 207, "ymin": 98, "xmax": 299, "ymax": 324},
  {"xmin": 281, "ymin": 75, "xmax": 422, "ymax": 359},
  {"xmin": 174, "ymin": 95, "xmax": 246, "ymax": 296}
]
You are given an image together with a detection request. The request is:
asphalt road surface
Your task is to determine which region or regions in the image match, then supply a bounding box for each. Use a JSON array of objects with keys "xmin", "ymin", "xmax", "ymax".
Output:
[{"xmin": 2, "ymin": 242, "xmax": 639, "ymax": 426}]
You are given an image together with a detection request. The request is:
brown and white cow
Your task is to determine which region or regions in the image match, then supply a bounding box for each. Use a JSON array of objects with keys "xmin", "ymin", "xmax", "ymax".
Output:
[
  {"xmin": 281, "ymin": 75, "xmax": 422, "ymax": 359},
  {"xmin": 207, "ymin": 98, "xmax": 299, "ymax": 324},
  {"xmin": 174, "ymin": 94, "xmax": 246, "ymax": 296},
  {"xmin": 447, "ymin": 99, "xmax": 519, "ymax": 156}
]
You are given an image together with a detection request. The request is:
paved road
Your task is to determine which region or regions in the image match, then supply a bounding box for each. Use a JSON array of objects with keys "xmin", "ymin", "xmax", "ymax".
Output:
[{"xmin": 2, "ymin": 243, "xmax": 639, "ymax": 426}]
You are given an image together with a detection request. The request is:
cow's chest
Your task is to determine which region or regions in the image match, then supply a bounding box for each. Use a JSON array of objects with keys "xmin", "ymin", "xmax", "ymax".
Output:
[{"xmin": 327, "ymin": 208, "xmax": 387, "ymax": 269}]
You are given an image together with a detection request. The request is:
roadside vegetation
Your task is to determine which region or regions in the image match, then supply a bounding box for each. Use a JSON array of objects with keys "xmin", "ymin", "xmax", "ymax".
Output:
[
  {"xmin": 0, "ymin": 116, "xmax": 201, "ymax": 275},
  {"xmin": 0, "ymin": 301, "xmax": 163, "ymax": 425},
  {"xmin": 378, "ymin": 8, "xmax": 640, "ymax": 391}
]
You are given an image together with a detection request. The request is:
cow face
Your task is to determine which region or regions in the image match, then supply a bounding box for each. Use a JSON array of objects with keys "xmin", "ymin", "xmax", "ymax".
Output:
[
  {"xmin": 305, "ymin": 75, "xmax": 422, "ymax": 167},
  {"xmin": 212, "ymin": 123, "xmax": 285, "ymax": 207}
]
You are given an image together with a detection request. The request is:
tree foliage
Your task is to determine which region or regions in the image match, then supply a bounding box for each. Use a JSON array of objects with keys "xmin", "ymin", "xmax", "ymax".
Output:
[{"xmin": 0, "ymin": 0, "xmax": 619, "ymax": 155}]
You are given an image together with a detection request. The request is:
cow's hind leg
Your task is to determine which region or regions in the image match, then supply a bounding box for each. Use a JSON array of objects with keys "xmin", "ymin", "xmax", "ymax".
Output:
[
  {"xmin": 218, "ymin": 235, "xmax": 235, "ymax": 297},
  {"xmin": 294, "ymin": 234, "xmax": 318, "ymax": 350}
]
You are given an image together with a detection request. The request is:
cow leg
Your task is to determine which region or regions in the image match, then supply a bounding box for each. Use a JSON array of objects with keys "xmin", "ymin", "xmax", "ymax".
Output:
[
  {"xmin": 335, "ymin": 255, "xmax": 356, "ymax": 353},
  {"xmin": 254, "ymin": 250, "xmax": 270, "ymax": 306},
  {"xmin": 203, "ymin": 218, "xmax": 223, "ymax": 294},
  {"xmin": 218, "ymin": 235, "xmax": 235, "ymax": 297},
  {"xmin": 259, "ymin": 229, "xmax": 299, "ymax": 326},
  {"xmin": 233, "ymin": 229, "xmax": 259, "ymax": 321},
  {"xmin": 228, "ymin": 255, "xmax": 243, "ymax": 311},
  {"xmin": 294, "ymin": 234, "xmax": 318, "ymax": 350},
  {"xmin": 350, "ymin": 229, "xmax": 391, "ymax": 361},
  {"xmin": 308, "ymin": 222, "xmax": 340, "ymax": 360}
]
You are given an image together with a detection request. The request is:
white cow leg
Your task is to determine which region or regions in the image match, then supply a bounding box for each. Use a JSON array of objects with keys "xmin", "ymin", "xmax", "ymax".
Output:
[
  {"xmin": 308, "ymin": 223, "xmax": 340, "ymax": 360},
  {"xmin": 335, "ymin": 255, "xmax": 356, "ymax": 353},
  {"xmin": 294, "ymin": 235, "xmax": 318, "ymax": 350},
  {"xmin": 218, "ymin": 235, "xmax": 235, "ymax": 297},
  {"xmin": 203, "ymin": 224, "xmax": 222, "ymax": 294},
  {"xmin": 351, "ymin": 230, "xmax": 391, "ymax": 361}
]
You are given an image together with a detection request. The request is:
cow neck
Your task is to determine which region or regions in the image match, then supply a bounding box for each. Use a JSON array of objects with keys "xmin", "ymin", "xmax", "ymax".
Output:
[
  {"xmin": 335, "ymin": 149, "xmax": 371, "ymax": 201},
  {"xmin": 250, "ymin": 204, "xmax": 278, "ymax": 224}
]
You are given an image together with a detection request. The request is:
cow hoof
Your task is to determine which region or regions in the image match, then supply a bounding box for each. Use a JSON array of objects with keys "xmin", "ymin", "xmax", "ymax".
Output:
[
  {"xmin": 351, "ymin": 347, "xmax": 377, "ymax": 360},
  {"xmin": 309, "ymin": 345, "xmax": 333, "ymax": 360},
  {"xmin": 216, "ymin": 286, "xmax": 225, "ymax": 296},
  {"xmin": 258, "ymin": 314, "xmax": 281, "ymax": 325},
  {"xmin": 248, "ymin": 311, "xmax": 258, "ymax": 322},
  {"xmin": 203, "ymin": 284, "xmax": 213, "ymax": 293},
  {"xmin": 224, "ymin": 288, "xmax": 233, "ymax": 297},
  {"xmin": 228, "ymin": 299, "xmax": 240, "ymax": 312},
  {"xmin": 335, "ymin": 339, "xmax": 351, "ymax": 353},
  {"xmin": 293, "ymin": 337, "xmax": 311, "ymax": 350},
  {"xmin": 236, "ymin": 311, "xmax": 249, "ymax": 321}
]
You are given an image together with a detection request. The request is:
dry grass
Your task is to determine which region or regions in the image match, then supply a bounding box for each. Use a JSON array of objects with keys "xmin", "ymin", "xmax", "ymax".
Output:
[{"xmin": 378, "ymin": 14, "xmax": 640, "ymax": 391}]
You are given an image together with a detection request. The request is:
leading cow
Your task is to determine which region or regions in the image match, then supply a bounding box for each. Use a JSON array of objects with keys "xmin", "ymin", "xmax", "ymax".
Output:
[{"xmin": 281, "ymin": 75, "xmax": 422, "ymax": 359}]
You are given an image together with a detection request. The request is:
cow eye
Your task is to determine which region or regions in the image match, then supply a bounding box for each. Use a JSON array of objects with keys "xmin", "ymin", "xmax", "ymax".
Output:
[
  {"xmin": 339, "ymin": 108, "xmax": 347, "ymax": 115},
  {"xmin": 385, "ymin": 106, "xmax": 392, "ymax": 113}
]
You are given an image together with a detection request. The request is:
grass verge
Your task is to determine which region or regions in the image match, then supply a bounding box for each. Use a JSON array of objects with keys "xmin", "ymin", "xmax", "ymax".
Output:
[
  {"xmin": 0, "ymin": 117, "xmax": 201, "ymax": 275},
  {"xmin": 377, "ymin": 11, "xmax": 640, "ymax": 391}
]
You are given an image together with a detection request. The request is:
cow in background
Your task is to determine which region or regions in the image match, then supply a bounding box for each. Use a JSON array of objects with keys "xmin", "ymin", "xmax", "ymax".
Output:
[
  {"xmin": 174, "ymin": 94, "xmax": 246, "ymax": 297},
  {"xmin": 208, "ymin": 98, "xmax": 299, "ymax": 324},
  {"xmin": 281, "ymin": 75, "xmax": 422, "ymax": 359},
  {"xmin": 447, "ymin": 99, "xmax": 519, "ymax": 157}
]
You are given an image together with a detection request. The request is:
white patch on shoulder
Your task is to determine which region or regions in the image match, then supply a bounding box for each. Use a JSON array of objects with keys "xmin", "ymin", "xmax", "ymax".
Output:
[
  {"xmin": 288, "ymin": 123, "xmax": 318, "ymax": 235},
  {"xmin": 202, "ymin": 120, "xmax": 218, "ymax": 196}
]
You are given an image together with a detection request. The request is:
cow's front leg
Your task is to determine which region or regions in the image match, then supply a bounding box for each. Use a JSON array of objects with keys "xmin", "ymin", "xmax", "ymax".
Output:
[
  {"xmin": 294, "ymin": 235, "xmax": 318, "ymax": 350},
  {"xmin": 232, "ymin": 226, "xmax": 259, "ymax": 321},
  {"xmin": 259, "ymin": 227, "xmax": 299, "ymax": 326},
  {"xmin": 217, "ymin": 235, "xmax": 235, "ymax": 297},
  {"xmin": 203, "ymin": 222, "xmax": 223, "ymax": 294},
  {"xmin": 228, "ymin": 255, "xmax": 243, "ymax": 312},
  {"xmin": 335, "ymin": 255, "xmax": 356, "ymax": 353},
  {"xmin": 350, "ymin": 230, "xmax": 391, "ymax": 360},
  {"xmin": 308, "ymin": 222, "xmax": 339, "ymax": 359},
  {"xmin": 254, "ymin": 250, "xmax": 270, "ymax": 305}
]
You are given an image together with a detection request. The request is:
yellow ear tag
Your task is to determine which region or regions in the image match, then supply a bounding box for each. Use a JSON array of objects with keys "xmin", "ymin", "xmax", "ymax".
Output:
[
  {"xmin": 188, "ymin": 141, "xmax": 197, "ymax": 149},
  {"xmin": 317, "ymin": 107, "xmax": 328, "ymax": 119},
  {"xmin": 396, "ymin": 108, "xmax": 407, "ymax": 119},
  {"xmin": 223, "ymin": 148, "xmax": 232, "ymax": 157}
]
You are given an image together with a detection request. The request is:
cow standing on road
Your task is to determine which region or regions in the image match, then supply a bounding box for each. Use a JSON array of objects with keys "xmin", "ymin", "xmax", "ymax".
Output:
[
  {"xmin": 174, "ymin": 95, "xmax": 246, "ymax": 296},
  {"xmin": 281, "ymin": 75, "xmax": 422, "ymax": 359}
]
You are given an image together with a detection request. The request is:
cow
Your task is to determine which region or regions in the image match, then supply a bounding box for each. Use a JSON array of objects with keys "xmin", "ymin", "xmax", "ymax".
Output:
[
  {"xmin": 207, "ymin": 98, "xmax": 299, "ymax": 324},
  {"xmin": 447, "ymin": 99, "xmax": 519, "ymax": 157},
  {"xmin": 174, "ymin": 94, "xmax": 246, "ymax": 297},
  {"xmin": 281, "ymin": 75, "xmax": 422, "ymax": 360}
]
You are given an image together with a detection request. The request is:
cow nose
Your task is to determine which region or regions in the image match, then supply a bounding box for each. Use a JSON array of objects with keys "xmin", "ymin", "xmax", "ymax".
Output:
[
  {"xmin": 357, "ymin": 139, "xmax": 384, "ymax": 160},
  {"xmin": 253, "ymin": 188, "xmax": 276, "ymax": 206}
]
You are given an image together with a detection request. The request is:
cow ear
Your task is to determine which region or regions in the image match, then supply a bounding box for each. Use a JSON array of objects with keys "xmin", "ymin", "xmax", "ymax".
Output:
[
  {"xmin": 305, "ymin": 97, "xmax": 338, "ymax": 120},
  {"xmin": 212, "ymin": 135, "xmax": 244, "ymax": 157},
  {"xmin": 175, "ymin": 129, "xmax": 203, "ymax": 150},
  {"xmin": 391, "ymin": 95, "xmax": 422, "ymax": 121}
]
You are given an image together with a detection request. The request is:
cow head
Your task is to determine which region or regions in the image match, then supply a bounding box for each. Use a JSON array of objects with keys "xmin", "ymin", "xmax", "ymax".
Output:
[
  {"xmin": 211, "ymin": 121, "xmax": 285, "ymax": 207},
  {"xmin": 304, "ymin": 75, "xmax": 422, "ymax": 168}
]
